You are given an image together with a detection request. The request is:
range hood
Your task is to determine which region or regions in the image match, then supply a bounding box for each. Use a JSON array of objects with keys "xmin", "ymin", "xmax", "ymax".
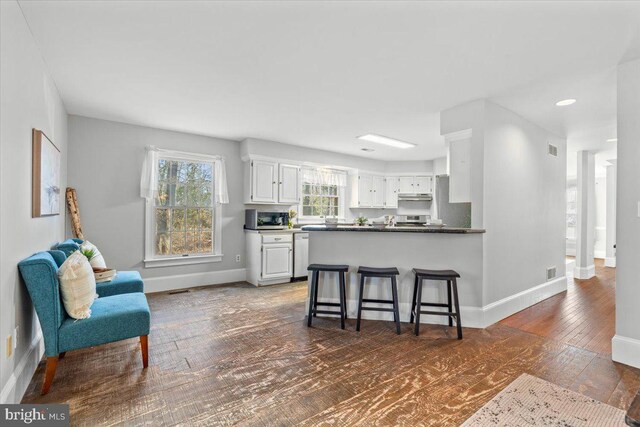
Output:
[{"xmin": 397, "ymin": 193, "xmax": 433, "ymax": 201}]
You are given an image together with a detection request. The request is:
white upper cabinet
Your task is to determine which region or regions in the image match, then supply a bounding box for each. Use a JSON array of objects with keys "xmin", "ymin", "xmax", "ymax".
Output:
[
  {"xmin": 278, "ymin": 164, "xmax": 300, "ymax": 204},
  {"xmin": 357, "ymin": 175, "xmax": 373, "ymax": 207},
  {"xmin": 414, "ymin": 176, "xmax": 433, "ymax": 193},
  {"xmin": 372, "ymin": 175, "xmax": 385, "ymax": 208},
  {"xmin": 385, "ymin": 177, "xmax": 399, "ymax": 208},
  {"xmin": 398, "ymin": 176, "xmax": 415, "ymax": 194},
  {"xmin": 245, "ymin": 160, "xmax": 300, "ymax": 204},
  {"xmin": 351, "ymin": 174, "xmax": 386, "ymax": 208},
  {"xmin": 251, "ymin": 160, "xmax": 278, "ymax": 203},
  {"xmin": 351, "ymin": 173, "xmax": 434, "ymax": 209}
]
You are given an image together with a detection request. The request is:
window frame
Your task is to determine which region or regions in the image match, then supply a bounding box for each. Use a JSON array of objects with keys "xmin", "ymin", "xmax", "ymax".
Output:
[
  {"xmin": 297, "ymin": 169, "xmax": 346, "ymax": 222},
  {"xmin": 144, "ymin": 153, "xmax": 223, "ymax": 268}
]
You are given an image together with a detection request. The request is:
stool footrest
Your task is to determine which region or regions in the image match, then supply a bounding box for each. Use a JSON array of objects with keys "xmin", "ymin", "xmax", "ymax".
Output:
[
  {"xmin": 418, "ymin": 310, "xmax": 457, "ymax": 317},
  {"xmin": 316, "ymin": 302, "xmax": 341, "ymax": 307},
  {"xmin": 362, "ymin": 298, "xmax": 394, "ymax": 304},
  {"xmin": 420, "ymin": 302, "xmax": 449, "ymax": 308},
  {"xmin": 314, "ymin": 309, "xmax": 343, "ymax": 316},
  {"xmin": 361, "ymin": 306, "xmax": 395, "ymax": 313}
]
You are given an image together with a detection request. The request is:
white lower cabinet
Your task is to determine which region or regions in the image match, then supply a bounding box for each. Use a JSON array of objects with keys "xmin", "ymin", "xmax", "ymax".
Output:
[
  {"xmin": 246, "ymin": 231, "xmax": 293, "ymax": 286},
  {"xmin": 261, "ymin": 243, "xmax": 292, "ymax": 279}
]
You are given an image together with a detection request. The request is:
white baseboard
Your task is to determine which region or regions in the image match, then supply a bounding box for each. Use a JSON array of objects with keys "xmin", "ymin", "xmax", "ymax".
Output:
[
  {"xmin": 594, "ymin": 250, "xmax": 606, "ymax": 260},
  {"xmin": 144, "ymin": 268, "xmax": 247, "ymax": 293},
  {"xmin": 477, "ymin": 276, "xmax": 568, "ymax": 328},
  {"xmin": 612, "ymin": 335, "xmax": 640, "ymax": 369},
  {"xmin": 605, "ymin": 257, "xmax": 616, "ymax": 268},
  {"xmin": 311, "ymin": 276, "xmax": 567, "ymax": 329},
  {"xmin": 0, "ymin": 332, "xmax": 44, "ymax": 404},
  {"xmin": 574, "ymin": 264, "xmax": 596, "ymax": 279}
]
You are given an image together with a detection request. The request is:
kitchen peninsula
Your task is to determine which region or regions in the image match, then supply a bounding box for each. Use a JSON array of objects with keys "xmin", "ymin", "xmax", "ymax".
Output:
[{"xmin": 302, "ymin": 225, "xmax": 488, "ymax": 328}]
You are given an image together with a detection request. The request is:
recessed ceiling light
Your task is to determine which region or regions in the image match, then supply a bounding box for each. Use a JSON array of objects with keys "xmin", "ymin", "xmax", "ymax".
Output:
[
  {"xmin": 555, "ymin": 99, "xmax": 576, "ymax": 106},
  {"xmin": 361, "ymin": 148, "xmax": 375, "ymax": 152},
  {"xmin": 607, "ymin": 138, "xmax": 617, "ymax": 143},
  {"xmin": 357, "ymin": 134, "xmax": 416, "ymax": 149}
]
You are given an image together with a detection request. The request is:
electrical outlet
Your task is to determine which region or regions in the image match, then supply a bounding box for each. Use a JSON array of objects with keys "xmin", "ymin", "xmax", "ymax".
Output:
[
  {"xmin": 6, "ymin": 335, "xmax": 12, "ymax": 358},
  {"xmin": 235, "ymin": 254, "xmax": 241, "ymax": 262}
]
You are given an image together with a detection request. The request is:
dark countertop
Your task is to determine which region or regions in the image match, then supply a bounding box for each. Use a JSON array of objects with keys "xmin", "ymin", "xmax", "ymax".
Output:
[{"xmin": 301, "ymin": 225, "xmax": 485, "ymax": 234}]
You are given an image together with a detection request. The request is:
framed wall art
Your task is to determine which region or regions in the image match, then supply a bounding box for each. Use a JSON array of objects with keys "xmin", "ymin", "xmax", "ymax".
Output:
[{"xmin": 32, "ymin": 128, "xmax": 61, "ymax": 217}]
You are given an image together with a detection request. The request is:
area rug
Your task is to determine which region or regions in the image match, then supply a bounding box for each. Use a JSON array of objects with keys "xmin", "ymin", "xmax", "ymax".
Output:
[{"xmin": 460, "ymin": 373, "xmax": 626, "ymax": 426}]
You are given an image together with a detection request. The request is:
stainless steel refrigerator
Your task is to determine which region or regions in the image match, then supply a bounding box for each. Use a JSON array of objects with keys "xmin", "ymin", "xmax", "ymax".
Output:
[{"xmin": 435, "ymin": 175, "xmax": 472, "ymax": 228}]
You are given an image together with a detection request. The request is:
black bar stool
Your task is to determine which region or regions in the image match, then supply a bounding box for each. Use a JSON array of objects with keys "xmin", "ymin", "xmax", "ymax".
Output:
[
  {"xmin": 356, "ymin": 266, "xmax": 401, "ymax": 335},
  {"xmin": 410, "ymin": 269, "xmax": 462, "ymax": 338},
  {"xmin": 307, "ymin": 264, "xmax": 349, "ymax": 329}
]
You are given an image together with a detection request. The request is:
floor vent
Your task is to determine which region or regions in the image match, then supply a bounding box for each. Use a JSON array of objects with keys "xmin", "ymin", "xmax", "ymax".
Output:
[
  {"xmin": 546, "ymin": 266, "xmax": 557, "ymax": 281},
  {"xmin": 548, "ymin": 143, "xmax": 558, "ymax": 157},
  {"xmin": 168, "ymin": 289, "xmax": 190, "ymax": 295}
]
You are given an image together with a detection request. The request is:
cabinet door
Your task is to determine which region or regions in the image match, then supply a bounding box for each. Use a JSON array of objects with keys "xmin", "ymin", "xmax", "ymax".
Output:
[
  {"xmin": 385, "ymin": 177, "xmax": 399, "ymax": 208},
  {"xmin": 398, "ymin": 176, "xmax": 415, "ymax": 194},
  {"xmin": 251, "ymin": 160, "xmax": 277, "ymax": 203},
  {"xmin": 414, "ymin": 176, "xmax": 433, "ymax": 193},
  {"xmin": 372, "ymin": 176, "xmax": 385, "ymax": 207},
  {"xmin": 278, "ymin": 164, "xmax": 300, "ymax": 204},
  {"xmin": 262, "ymin": 243, "xmax": 292, "ymax": 279},
  {"xmin": 358, "ymin": 175, "xmax": 373, "ymax": 207}
]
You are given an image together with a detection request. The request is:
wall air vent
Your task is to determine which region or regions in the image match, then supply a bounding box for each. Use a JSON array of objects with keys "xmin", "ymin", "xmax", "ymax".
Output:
[
  {"xmin": 546, "ymin": 266, "xmax": 557, "ymax": 281},
  {"xmin": 548, "ymin": 143, "xmax": 558, "ymax": 157}
]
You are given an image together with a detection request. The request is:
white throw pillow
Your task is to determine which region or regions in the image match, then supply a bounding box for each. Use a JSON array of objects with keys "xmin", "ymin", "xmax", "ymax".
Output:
[
  {"xmin": 80, "ymin": 240, "xmax": 107, "ymax": 269},
  {"xmin": 58, "ymin": 250, "xmax": 98, "ymax": 319}
]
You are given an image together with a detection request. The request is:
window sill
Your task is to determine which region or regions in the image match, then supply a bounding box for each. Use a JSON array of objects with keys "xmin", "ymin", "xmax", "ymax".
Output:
[{"xmin": 144, "ymin": 254, "xmax": 223, "ymax": 268}]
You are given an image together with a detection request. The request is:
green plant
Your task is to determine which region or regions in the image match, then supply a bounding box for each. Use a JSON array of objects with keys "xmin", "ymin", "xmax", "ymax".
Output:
[
  {"xmin": 80, "ymin": 248, "xmax": 96, "ymax": 261},
  {"xmin": 355, "ymin": 215, "xmax": 368, "ymax": 226},
  {"xmin": 288, "ymin": 209, "xmax": 298, "ymax": 229}
]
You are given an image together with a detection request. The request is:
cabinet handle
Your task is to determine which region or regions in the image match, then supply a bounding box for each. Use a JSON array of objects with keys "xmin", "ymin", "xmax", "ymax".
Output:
[
  {"xmin": 273, "ymin": 181, "xmax": 276, "ymax": 184},
  {"xmin": 275, "ymin": 238, "xmax": 282, "ymax": 241}
]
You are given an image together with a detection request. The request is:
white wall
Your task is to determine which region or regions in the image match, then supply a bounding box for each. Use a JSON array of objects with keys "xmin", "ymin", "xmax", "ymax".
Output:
[
  {"xmin": 440, "ymin": 100, "xmax": 486, "ymax": 228},
  {"xmin": 384, "ymin": 160, "xmax": 433, "ymax": 174},
  {"xmin": 613, "ymin": 59, "xmax": 640, "ymax": 369},
  {"xmin": 482, "ymin": 101, "xmax": 567, "ymax": 305},
  {"xmin": 67, "ymin": 116, "xmax": 246, "ymax": 288},
  {"xmin": 241, "ymin": 138, "xmax": 387, "ymax": 173},
  {"xmin": 594, "ymin": 175, "xmax": 607, "ymax": 259},
  {"xmin": 0, "ymin": 1, "xmax": 68, "ymax": 403},
  {"xmin": 433, "ymin": 156, "xmax": 447, "ymax": 175},
  {"xmin": 441, "ymin": 100, "xmax": 566, "ymax": 307}
]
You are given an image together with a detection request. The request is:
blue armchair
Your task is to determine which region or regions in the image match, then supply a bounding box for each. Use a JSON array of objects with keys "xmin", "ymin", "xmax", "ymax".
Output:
[{"xmin": 18, "ymin": 250, "xmax": 150, "ymax": 394}]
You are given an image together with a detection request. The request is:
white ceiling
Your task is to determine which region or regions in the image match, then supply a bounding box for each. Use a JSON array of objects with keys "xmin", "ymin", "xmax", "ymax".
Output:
[{"xmin": 18, "ymin": 1, "xmax": 640, "ymax": 161}]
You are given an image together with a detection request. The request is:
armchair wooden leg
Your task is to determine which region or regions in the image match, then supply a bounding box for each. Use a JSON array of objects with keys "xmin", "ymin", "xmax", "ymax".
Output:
[
  {"xmin": 140, "ymin": 335, "xmax": 148, "ymax": 369},
  {"xmin": 59, "ymin": 352, "xmax": 66, "ymax": 360},
  {"xmin": 41, "ymin": 356, "xmax": 58, "ymax": 395}
]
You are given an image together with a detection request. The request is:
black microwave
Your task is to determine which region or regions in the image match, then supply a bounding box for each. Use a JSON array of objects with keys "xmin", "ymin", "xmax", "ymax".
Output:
[{"xmin": 245, "ymin": 209, "xmax": 289, "ymax": 230}]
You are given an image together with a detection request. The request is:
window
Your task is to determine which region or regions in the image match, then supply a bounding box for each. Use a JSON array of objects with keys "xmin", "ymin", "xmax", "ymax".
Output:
[
  {"xmin": 299, "ymin": 168, "xmax": 346, "ymax": 220},
  {"xmin": 145, "ymin": 155, "xmax": 222, "ymax": 267}
]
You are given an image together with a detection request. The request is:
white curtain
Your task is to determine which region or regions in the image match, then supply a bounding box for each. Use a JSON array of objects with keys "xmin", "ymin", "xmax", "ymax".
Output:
[
  {"xmin": 301, "ymin": 167, "xmax": 348, "ymax": 187},
  {"xmin": 140, "ymin": 146, "xmax": 229, "ymax": 204}
]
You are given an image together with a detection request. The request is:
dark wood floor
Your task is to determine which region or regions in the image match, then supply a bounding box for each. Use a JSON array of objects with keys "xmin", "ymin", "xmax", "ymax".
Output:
[
  {"xmin": 501, "ymin": 258, "xmax": 615, "ymax": 354},
  {"xmin": 22, "ymin": 262, "xmax": 640, "ymax": 426}
]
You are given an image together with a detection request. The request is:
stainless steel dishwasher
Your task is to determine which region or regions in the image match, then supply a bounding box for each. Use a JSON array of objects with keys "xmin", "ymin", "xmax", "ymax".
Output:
[{"xmin": 293, "ymin": 232, "xmax": 309, "ymax": 280}]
